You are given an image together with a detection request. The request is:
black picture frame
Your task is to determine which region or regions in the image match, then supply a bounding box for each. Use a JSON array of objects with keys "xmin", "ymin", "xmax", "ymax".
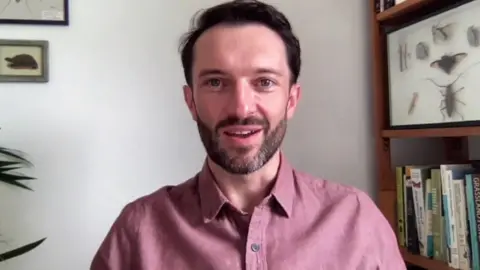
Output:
[
  {"xmin": 380, "ymin": 0, "xmax": 480, "ymax": 130},
  {"xmin": 0, "ymin": 0, "xmax": 69, "ymax": 26}
]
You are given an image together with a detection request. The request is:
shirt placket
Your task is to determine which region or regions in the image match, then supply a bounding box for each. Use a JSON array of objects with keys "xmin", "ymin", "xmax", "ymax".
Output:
[{"xmin": 245, "ymin": 205, "xmax": 267, "ymax": 270}]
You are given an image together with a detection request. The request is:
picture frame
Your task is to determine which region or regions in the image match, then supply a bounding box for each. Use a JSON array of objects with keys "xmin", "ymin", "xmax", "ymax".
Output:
[
  {"xmin": 0, "ymin": 0, "xmax": 68, "ymax": 25},
  {"xmin": 383, "ymin": 0, "xmax": 480, "ymax": 130},
  {"xmin": 0, "ymin": 39, "xmax": 49, "ymax": 83}
]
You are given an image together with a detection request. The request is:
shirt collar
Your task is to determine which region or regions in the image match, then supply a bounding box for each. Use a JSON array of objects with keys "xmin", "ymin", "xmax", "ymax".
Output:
[{"xmin": 198, "ymin": 152, "xmax": 295, "ymax": 223}]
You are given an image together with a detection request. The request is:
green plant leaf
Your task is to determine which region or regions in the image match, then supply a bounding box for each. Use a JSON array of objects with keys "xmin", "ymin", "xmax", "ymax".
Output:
[
  {"xmin": 0, "ymin": 128, "xmax": 46, "ymax": 261},
  {"xmin": 0, "ymin": 172, "xmax": 35, "ymax": 181},
  {"xmin": 0, "ymin": 238, "xmax": 46, "ymax": 262},
  {"xmin": 0, "ymin": 178, "xmax": 33, "ymax": 191},
  {"xmin": 0, "ymin": 167, "xmax": 23, "ymax": 173},
  {"xmin": 0, "ymin": 161, "xmax": 21, "ymax": 168},
  {"xmin": 0, "ymin": 148, "xmax": 31, "ymax": 165},
  {"xmin": 0, "ymin": 146, "xmax": 35, "ymax": 190}
]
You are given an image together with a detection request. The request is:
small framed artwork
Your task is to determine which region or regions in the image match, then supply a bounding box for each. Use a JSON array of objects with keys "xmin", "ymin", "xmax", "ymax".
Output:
[
  {"xmin": 0, "ymin": 0, "xmax": 68, "ymax": 25},
  {"xmin": 0, "ymin": 39, "xmax": 49, "ymax": 83},
  {"xmin": 384, "ymin": 0, "xmax": 480, "ymax": 129}
]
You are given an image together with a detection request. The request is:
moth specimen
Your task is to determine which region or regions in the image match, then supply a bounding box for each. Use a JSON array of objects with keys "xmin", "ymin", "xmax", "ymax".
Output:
[
  {"xmin": 432, "ymin": 22, "xmax": 454, "ymax": 44},
  {"xmin": 398, "ymin": 43, "xmax": 410, "ymax": 72},
  {"xmin": 467, "ymin": 25, "xmax": 480, "ymax": 47},
  {"xmin": 415, "ymin": 42, "xmax": 429, "ymax": 60},
  {"xmin": 430, "ymin": 53, "xmax": 467, "ymax": 75}
]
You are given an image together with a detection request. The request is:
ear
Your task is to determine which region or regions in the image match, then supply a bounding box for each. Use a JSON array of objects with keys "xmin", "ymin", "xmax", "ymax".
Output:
[
  {"xmin": 286, "ymin": 83, "xmax": 301, "ymax": 119},
  {"xmin": 183, "ymin": 85, "xmax": 198, "ymax": 121}
]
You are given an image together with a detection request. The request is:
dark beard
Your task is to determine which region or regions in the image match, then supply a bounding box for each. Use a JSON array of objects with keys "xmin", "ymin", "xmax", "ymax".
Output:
[{"xmin": 196, "ymin": 114, "xmax": 287, "ymax": 175}]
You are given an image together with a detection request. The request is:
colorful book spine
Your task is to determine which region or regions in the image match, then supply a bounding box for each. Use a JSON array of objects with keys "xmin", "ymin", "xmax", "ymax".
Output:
[{"xmin": 466, "ymin": 174, "xmax": 480, "ymax": 270}]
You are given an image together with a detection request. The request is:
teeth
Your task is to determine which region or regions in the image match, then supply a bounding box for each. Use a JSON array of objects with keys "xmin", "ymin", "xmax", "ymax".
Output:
[
  {"xmin": 226, "ymin": 130, "xmax": 256, "ymax": 136},
  {"xmin": 234, "ymin": 131, "xmax": 253, "ymax": 135}
]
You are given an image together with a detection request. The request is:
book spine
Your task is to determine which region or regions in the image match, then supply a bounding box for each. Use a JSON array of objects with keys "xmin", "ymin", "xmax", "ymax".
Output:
[
  {"xmin": 374, "ymin": 0, "xmax": 380, "ymax": 13},
  {"xmin": 473, "ymin": 175, "xmax": 480, "ymax": 270},
  {"xmin": 385, "ymin": 0, "xmax": 395, "ymax": 9},
  {"xmin": 426, "ymin": 178, "xmax": 433, "ymax": 257},
  {"xmin": 466, "ymin": 174, "xmax": 480, "ymax": 270},
  {"xmin": 404, "ymin": 172, "xmax": 409, "ymax": 248},
  {"xmin": 453, "ymin": 179, "xmax": 470, "ymax": 269},
  {"xmin": 396, "ymin": 166, "xmax": 405, "ymax": 246},
  {"xmin": 406, "ymin": 176, "xmax": 420, "ymax": 254},
  {"xmin": 431, "ymin": 169, "xmax": 443, "ymax": 260},
  {"xmin": 441, "ymin": 168, "xmax": 456, "ymax": 267},
  {"xmin": 411, "ymin": 168, "xmax": 426, "ymax": 256}
]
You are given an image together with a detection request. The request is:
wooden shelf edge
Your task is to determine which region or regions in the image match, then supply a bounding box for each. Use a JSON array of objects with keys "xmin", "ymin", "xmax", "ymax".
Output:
[
  {"xmin": 400, "ymin": 248, "xmax": 454, "ymax": 270},
  {"xmin": 382, "ymin": 126, "xmax": 480, "ymax": 138},
  {"xmin": 376, "ymin": 0, "xmax": 437, "ymax": 21}
]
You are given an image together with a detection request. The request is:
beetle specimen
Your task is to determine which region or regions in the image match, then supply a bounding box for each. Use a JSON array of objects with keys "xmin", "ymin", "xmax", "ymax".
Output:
[
  {"xmin": 432, "ymin": 22, "xmax": 454, "ymax": 44},
  {"xmin": 430, "ymin": 52, "xmax": 467, "ymax": 75},
  {"xmin": 415, "ymin": 42, "xmax": 429, "ymax": 60},
  {"xmin": 467, "ymin": 25, "xmax": 480, "ymax": 47},
  {"xmin": 426, "ymin": 74, "xmax": 465, "ymax": 121}
]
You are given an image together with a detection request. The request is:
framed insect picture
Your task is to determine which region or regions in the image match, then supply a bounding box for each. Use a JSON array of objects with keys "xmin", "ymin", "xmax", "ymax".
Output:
[
  {"xmin": 383, "ymin": 0, "xmax": 480, "ymax": 129},
  {"xmin": 0, "ymin": 39, "xmax": 49, "ymax": 83},
  {"xmin": 0, "ymin": 0, "xmax": 68, "ymax": 25}
]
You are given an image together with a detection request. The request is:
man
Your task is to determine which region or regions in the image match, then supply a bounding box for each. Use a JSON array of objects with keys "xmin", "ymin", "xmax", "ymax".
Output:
[{"xmin": 91, "ymin": 1, "xmax": 406, "ymax": 269}]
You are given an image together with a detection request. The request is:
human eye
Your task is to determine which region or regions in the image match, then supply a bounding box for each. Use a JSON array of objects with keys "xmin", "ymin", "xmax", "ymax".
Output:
[
  {"xmin": 255, "ymin": 78, "xmax": 275, "ymax": 90},
  {"xmin": 203, "ymin": 78, "xmax": 223, "ymax": 89}
]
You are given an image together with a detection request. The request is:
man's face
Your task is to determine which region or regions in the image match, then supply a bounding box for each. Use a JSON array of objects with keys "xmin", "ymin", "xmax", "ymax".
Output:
[{"xmin": 183, "ymin": 23, "xmax": 301, "ymax": 175}]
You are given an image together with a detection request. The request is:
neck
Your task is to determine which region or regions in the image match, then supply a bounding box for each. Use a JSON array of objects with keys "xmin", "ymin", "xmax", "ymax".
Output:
[{"xmin": 208, "ymin": 151, "xmax": 282, "ymax": 213}]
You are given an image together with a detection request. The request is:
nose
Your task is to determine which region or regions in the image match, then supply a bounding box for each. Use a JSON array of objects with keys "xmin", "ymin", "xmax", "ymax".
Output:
[{"xmin": 227, "ymin": 80, "xmax": 256, "ymax": 118}]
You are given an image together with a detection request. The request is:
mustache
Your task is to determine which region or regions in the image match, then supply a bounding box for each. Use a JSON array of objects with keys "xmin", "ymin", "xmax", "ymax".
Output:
[{"xmin": 215, "ymin": 116, "xmax": 269, "ymax": 131}]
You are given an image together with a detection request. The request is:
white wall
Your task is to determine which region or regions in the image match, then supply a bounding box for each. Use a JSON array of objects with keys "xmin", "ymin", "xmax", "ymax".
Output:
[{"xmin": 1, "ymin": 1, "xmax": 476, "ymax": 270}]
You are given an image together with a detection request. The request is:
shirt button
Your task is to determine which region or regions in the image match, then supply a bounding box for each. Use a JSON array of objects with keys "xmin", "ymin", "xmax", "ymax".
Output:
[{"xmin": 251, "ymin": 243, "xmax": 260, "ymax": 252}]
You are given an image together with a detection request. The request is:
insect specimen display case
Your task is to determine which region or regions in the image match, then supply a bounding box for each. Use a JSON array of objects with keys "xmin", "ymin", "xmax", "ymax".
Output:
[
  {"xmin": 371, "ymin": 0, "xmax": 480, "ymax": 269},
  {"xmin": 0, "ymin": 0, "xmax": 68, "ymax": 25}
]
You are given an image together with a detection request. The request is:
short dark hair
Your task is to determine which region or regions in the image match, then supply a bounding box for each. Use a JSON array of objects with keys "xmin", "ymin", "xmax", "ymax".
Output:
[{"xmin": 178, "ymin": 0, "xmax": 301, "ymax": 87}]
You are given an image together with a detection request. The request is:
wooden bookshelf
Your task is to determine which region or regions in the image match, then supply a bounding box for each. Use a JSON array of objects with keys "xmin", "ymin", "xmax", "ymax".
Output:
[
  {"xmin": 370, "ymin": 0, "xmax": 478, "ymax": 269},
  {"xmin": 376, "ymin": 0, "xmax": 437, "ymax": 21},
  {"xmin": 401, "ymin": 248, "xmax": 455, "ymax": 270},
  {"xmin": 382, "ymin": 126, "xmax": 480, "ymax": 138}
]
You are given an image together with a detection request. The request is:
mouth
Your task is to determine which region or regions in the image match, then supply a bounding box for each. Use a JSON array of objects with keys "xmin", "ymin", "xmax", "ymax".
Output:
[
  {"xmin": 221, "ymin": 126, "xmax": 263, "ymax": 143},
  {"xmin": 224, "ymin": 129, "xmax": 262, "ymax": 138}
]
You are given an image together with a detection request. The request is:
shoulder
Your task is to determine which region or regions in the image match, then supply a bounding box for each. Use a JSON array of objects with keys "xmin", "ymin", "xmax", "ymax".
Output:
[
  {"xmin": 114, "ymin": 174, "xmax": 200, "ymax": 231},
  {"xmin": 293, "ymin": 169, "xmax": 391, "ymax": 234},
  {"xmin": 294, "ymin": 169, "xmax": 374, "ymax": 208},
  {"xmin": 293, "ymin": 170, "xmax": 404, "ymax": 268}
]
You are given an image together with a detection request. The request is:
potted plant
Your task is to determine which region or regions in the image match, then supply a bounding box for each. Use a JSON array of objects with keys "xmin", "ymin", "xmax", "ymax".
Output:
[{"xmin": 0, "ymin": 139, "xmax": 46, "ymax": 262}]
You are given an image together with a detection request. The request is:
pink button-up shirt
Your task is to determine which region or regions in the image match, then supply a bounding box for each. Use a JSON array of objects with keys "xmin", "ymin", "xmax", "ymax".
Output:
[{"xmin": 90, "ymin": 156, "xmax": 406, "ymax": 270}]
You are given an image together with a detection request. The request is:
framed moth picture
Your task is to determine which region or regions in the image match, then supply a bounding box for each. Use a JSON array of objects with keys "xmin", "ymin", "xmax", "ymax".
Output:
[
  {"xmin": 0, "ymin": 0, "xmax": 68, "ymax": 25},
  {"xmin": 384, "ymin": 0, "xmax": 480, "ymax": 129},
  {"xmin": 0, "ymin": 39, "xmax": 49, "ymax": 83}
]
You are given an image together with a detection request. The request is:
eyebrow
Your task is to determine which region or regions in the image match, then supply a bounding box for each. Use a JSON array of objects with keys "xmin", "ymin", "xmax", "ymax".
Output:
[
  {"xmin": 198, "ymin": 69, "xmax": 227, "ymax": 78},
  {"xmin": 198, "ymin": 68, "xmax": 283, "ymax": 78}
]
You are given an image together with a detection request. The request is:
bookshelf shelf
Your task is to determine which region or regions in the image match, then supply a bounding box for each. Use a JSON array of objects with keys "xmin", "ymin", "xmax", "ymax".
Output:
[
  {"xmin": 382, "ymin": 126, "xmax": 480, "ymax": 138},
  {"xmin": 376, "ymin": 0, "xmax": 437, "ymax": 21},
  {"xmin": 400, "ymin": 248, "xmax": 455, "ymax": 270}
]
